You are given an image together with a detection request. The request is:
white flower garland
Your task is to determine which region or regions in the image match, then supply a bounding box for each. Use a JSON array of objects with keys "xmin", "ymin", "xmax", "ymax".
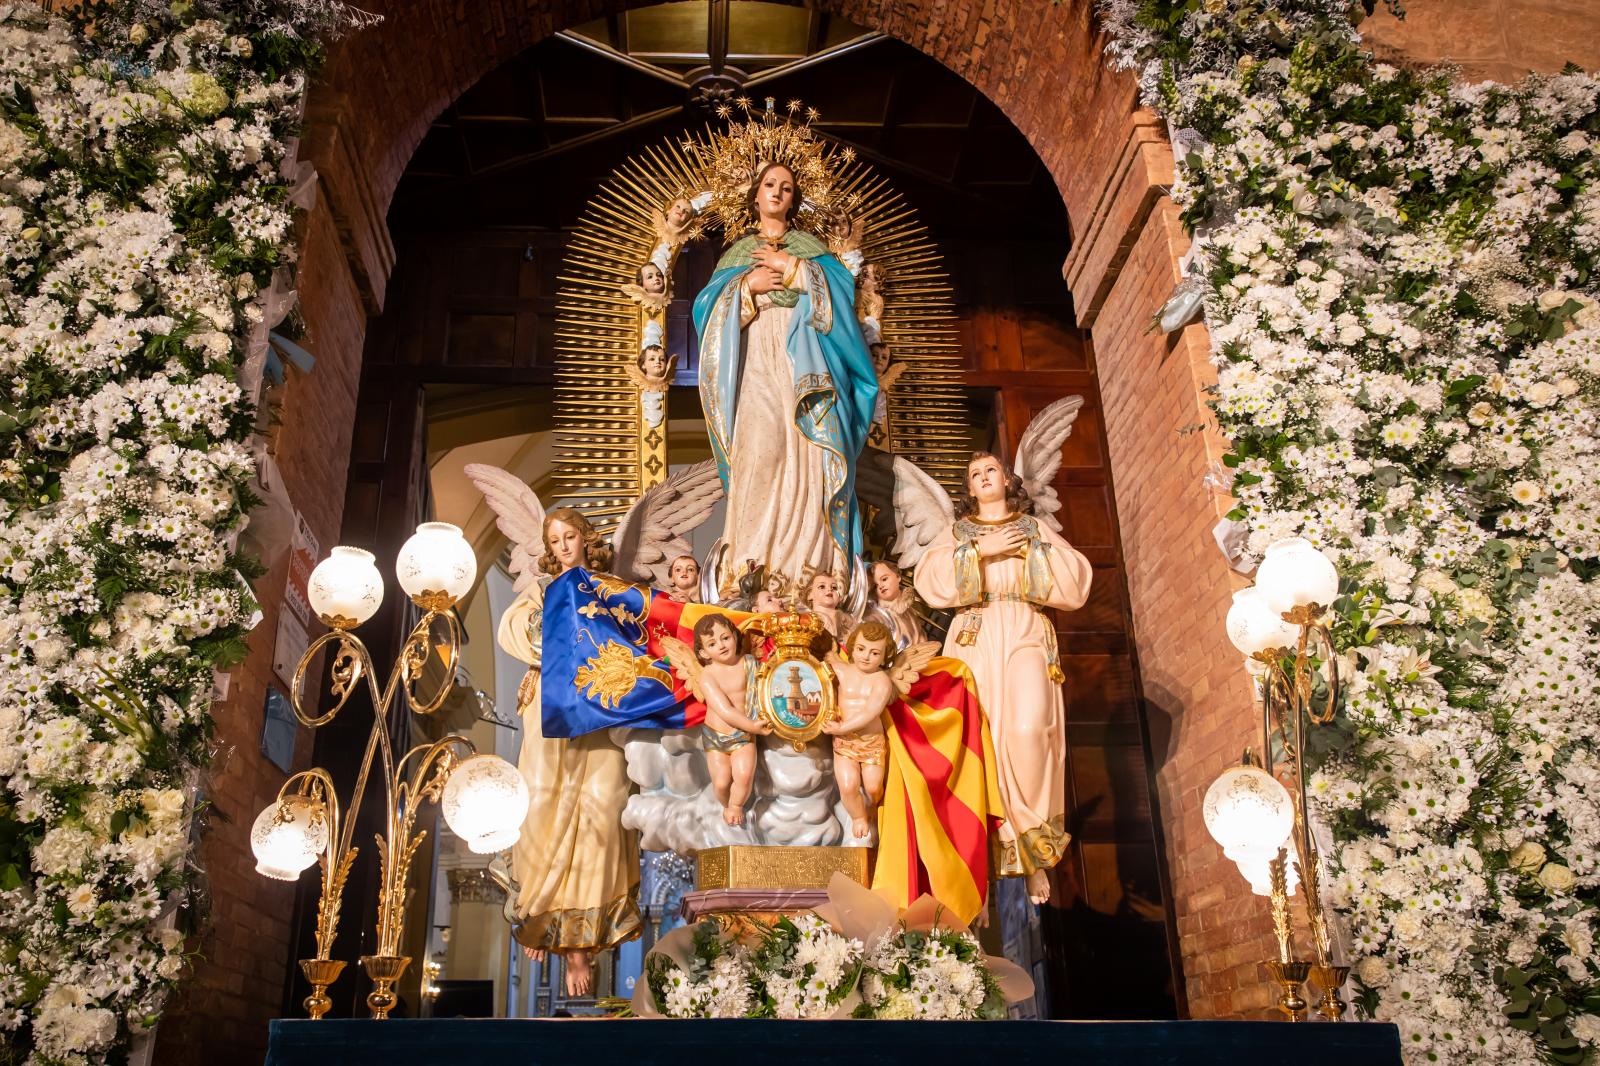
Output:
[
  {"xmin": 0, "ymin": 3, "xmax": 367, "ymax": 1061},
  {"xmin": 1100, "ymin": 1, "xmax": 1600, "ymax": 1062}
]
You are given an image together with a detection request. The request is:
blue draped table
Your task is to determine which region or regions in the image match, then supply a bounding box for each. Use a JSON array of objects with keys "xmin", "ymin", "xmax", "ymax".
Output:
[{"xmin": 266, "ymin": 1018, "xmax": 1403, "ymax": 1065}]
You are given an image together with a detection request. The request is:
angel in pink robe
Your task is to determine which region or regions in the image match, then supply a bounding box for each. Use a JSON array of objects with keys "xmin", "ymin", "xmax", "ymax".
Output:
[{"xmin": 914, "ymin": 451, "xmax": 1092, "ymax": 905}]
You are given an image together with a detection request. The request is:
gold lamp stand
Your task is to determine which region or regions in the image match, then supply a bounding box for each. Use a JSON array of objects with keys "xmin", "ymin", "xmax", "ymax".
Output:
[{"xmin": 1253, "ymin": 602, "xmax": 1350, "ymax": 1021}]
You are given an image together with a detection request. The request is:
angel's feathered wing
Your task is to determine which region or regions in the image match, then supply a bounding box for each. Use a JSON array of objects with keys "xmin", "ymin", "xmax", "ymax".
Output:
[
  {"xmin": 463, "ymin": 463, "xmax": 547, "ymax": 593},
  {"xmin": 855, "ymin": 449, "xmax": 955, "ymax": 571},
  {"xmin": 887, "ymin": 640, "xmax": 941, "ymax": 697},
  {"xmin": 1013, "ymin": 395, "xmax": 1085, "ymax": 534},
  {"xmin": 612, "ymin": 460, "xmax": 725, "ymax": 586},
  {"xmin": 659, "ymin": 636, "xmax": 707, "ymax": 702}
]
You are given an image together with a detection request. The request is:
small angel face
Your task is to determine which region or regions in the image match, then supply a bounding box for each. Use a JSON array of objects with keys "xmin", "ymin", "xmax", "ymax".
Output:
[
  {"xmin": 754, "ymin": 590, "xmax": 783, "ymax": 613},
  {"xmin": 870, "ymin": 343, "xmax": 891, "ymax": 375},
  {"xmin": 756, "ymin": 165, "xmax": 796, "ymax": 222},
  {"xmin": 639, "ymin": 263, "xmax": 666, "ymax": 295},
  {"xmin": 861, "ymin": 263, "xmax": 881, "ymax": 291},
  {"xmin": 967, "ymin": 454, "xmax": 1008, "ymax": 507},
  {"xmin": 871, "ymin": 562, "xmax": 901, "ymax": 603},
  {"xmin": 849, "ymin": 633, "xmax": 888, "ymax": 673},
  {"xmin": 669, "ymin": 555, "xmax": 699, "ymax": 591},
  {"xmin": 697, "ymin": 618, "xmax": 741, "ymax": 665},
  {"xmin": 667, "ymin": 198, "xmax": 693, "ymax": 228},
  {"xmin": 830, "ymin": 212, "xmax": 854, "ymax": 240},
  {"xmin": 807, "ymin": 573, "xmax": 840, "ymax": 610},
  {"xmin": 640, "ymin": 345, "xmax": 668, "ymax": 378},
  {"xmin": 546, "ymin": 517, "xmax": 585, "ymax": 571}
]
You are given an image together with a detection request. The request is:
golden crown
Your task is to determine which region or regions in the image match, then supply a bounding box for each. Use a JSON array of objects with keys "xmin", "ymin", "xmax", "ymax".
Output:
[
  {"xmin": 740, "ymin": 610, "xmax": 826, "ymax": 649},
  {"xmin": 689, "ymin": 97, "xmax": 858, "ymax": 236}
]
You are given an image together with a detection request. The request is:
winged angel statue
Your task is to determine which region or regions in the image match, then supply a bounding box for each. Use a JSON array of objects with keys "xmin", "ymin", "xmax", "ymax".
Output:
[
  {"xmin": 462, "ymin": 459, "xmax": 722, "ymax": 995},
  {"xmin": 856, "ymin": 394, "xmax": 1095, "ymax": 904}
]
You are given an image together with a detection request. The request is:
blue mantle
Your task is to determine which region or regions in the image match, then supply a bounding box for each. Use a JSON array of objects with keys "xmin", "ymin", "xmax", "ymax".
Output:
[{"xmin": 266, "ymin": 1018, "xmax": 1403, "ymax": 1065}]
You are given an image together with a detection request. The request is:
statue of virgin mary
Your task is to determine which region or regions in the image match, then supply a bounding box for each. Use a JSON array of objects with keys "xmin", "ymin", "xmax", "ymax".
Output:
[{"xmin": 692, "ymin": 162, "xmax": 879, "ymax": 598}]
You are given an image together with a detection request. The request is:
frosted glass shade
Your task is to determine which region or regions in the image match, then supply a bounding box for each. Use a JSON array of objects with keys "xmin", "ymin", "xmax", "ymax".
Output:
[
  {"xmin": 1254, "ymin": 537, "xmax": 1339, "ymax": 615},
  {"xmin": 307, "ymin": 546, "xmax": 383, "ymax": 628},
  {"xmin": 1238, "ymin": 849, "xmax": 1301, "ymax": 897},
  {"xmin": 396, "ymin": 522, "xmax": 477, "ymax": 606},
  {"xmin": 1226, "ymin": 588, "xmax": 1301, "ymax": 655},
  {"xmin": 1203, "ymin": 763, "xmax": 1293, "ymax": 864},
  {"xmin": 441, "ymin": 754, "xmax": 528, "ymax": 854},
  {"xmin": 250, "ymin": 795, "xmax": 327, "ymax": 880}
]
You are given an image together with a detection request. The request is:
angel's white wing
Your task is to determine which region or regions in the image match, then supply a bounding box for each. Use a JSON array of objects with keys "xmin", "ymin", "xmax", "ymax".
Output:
[
  {"xmin": 612, "ymin": 460, "xmax": 725, "ymax": 586},
  {"xmin": 463, "ymin": 463, "xmax": 547, "ymax": 593},
  {"xmin": 1012, "ymin": 395, "xmax": 1085, "ymax": 534},
  {"xmin": 855, "ymin": 449, "xmax": 955, "ymax": 571}
]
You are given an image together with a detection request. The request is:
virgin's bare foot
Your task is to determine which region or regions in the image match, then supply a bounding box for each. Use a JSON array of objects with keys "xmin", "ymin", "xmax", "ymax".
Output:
[
  {"xmin": 723, "ymin": 804, "xmax": 744, "ymax": 826},
  {"xmin": 521, "ymin": 944, "xmax": 547, "ymax": 964},
  {"xmin": 852, "ymin": 817, "xmax": 870, "ymax": 839},
  {"xmin": 1026, "ymin": 868, "xmax": 1051, "ymax": 905},
  {"xmin": 563, "ymin": 950, "xmax": 593, "ymax": 996}
]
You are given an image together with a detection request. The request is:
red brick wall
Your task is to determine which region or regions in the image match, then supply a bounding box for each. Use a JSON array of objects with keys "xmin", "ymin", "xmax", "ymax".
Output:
[
  {"xmin": 1361, "ymin": 1, "xmax": 1600, "ymax": 83},
  {"xmin": 1087, "ymin": 202, "xmax": 1269, "ymax": 1019}
]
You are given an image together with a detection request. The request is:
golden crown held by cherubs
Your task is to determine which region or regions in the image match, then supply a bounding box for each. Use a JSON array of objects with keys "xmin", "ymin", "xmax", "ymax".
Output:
[
  {"xmin": 740, "ymin": 609, "xmax": 827, "ymax": 649},
  {"xmin": 688, "ymin": 96, "xmax": 862, "ymax": 236}
]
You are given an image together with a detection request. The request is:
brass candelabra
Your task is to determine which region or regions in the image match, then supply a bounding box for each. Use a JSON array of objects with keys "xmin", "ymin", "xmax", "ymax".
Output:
[
  {"xmin": 1208, "ymin": 537, "xmax": 1351, "ymax": 1023},
  {"xmin": 250, "ymin": 525, "xmax": 527, "ymax": 1020}
]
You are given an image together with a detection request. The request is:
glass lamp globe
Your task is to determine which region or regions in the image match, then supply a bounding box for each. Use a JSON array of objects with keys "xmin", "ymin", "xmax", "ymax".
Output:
[
  {"xmin": 440, "ymin": 754, "xmax": 529, "ymax": 854},
  {"xmin": 1238, "ymin": 850, "xmax": 1301, "ymax": 897},
  {"xmin": 1202, "ymin": 762, "xmax": 1293, "ymax": 864},
  {"xmin": 396, "ymin": 522, "xmax": 478, "ymax": 609},
  {"xmin": 307, "ymin": 546, "xmax": 384, "ymax": 629},
  {"xmin": 1225, "ymin": 588, "xmax": 1301, "ymax": 656},
  {"xmin": 250, "ymin": 795, "xmax": 328, "ymax": 880},
  {"xmin": 1254, "ymin": 537, "xmax": 1339, "ymax": 616}
]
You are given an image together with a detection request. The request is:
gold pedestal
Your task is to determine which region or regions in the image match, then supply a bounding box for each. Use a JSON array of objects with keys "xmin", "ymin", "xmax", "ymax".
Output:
[
  {"xmin": 1265, "ymin": 960, "xmax": 1311, "ymax": 1022},
  {"xmin": 695, "ymin": 845, "xmax": 870, "ymax": 891},
  {"xmin": 299, "ymin": 958, "xmax": 346, "ymax": 1019},
  {"xmin": 1311, "ymin": 964, "xmax": 1350, "ymax": 1022},
  {"xmin": 360, "ymin": 954, "xmax": 410, "ymax": 1019}
]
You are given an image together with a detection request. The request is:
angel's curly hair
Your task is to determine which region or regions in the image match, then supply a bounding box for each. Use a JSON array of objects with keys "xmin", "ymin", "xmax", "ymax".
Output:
[
  {"xmin": 691, "ymin": 613, "xmax": 740, "ymax": 664},
  {"xmin": 953, "ymin": 451, "xmax": 1033, "ymax": 520},
  {"xmin": 539, "ymin": 507, "xmax": 614, "ymax": 575},
  {"xmin": 844, "ymin": 620, "xmax": 895, "ymax": 663}
]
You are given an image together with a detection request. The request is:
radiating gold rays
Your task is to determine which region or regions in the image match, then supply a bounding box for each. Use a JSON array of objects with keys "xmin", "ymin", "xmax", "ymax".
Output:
[{"xmin": 552, "ymin": 130, "xmax": 969, "ymax": 533}]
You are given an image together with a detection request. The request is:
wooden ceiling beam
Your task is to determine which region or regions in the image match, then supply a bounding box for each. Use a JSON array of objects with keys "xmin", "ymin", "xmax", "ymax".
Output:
[
  {"xmin": 553, "ymin": 30, "xmax": 687, "ymax": 88},
  {"xmin": 468, "ymin": 105, "xmax": 685, "ymax": 177}
]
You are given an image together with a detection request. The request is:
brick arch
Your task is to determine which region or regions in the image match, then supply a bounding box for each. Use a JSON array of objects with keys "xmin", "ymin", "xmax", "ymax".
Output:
[{"xmin": 312, "ymin": 0, "xmax": 1138, "ymax": 253}]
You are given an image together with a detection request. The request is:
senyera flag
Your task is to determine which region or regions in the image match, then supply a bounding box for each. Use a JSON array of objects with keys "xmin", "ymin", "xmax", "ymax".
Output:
[{"xmin": 872, "ymin": 657, "xmax": 1005, "ymax": 926}]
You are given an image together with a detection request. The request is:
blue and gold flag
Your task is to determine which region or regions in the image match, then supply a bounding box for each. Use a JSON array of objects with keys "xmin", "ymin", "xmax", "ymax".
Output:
[{"xmin": 539, "ymin": 567, "xmax": 695, "ymax": 738}]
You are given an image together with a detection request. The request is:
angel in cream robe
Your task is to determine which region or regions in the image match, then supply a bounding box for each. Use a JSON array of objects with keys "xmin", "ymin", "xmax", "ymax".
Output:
[
  {"xmin": 913, "ymin": 513, "xmax": 1092, "ymax": 889},
  {"xmin": 497, "ymin": 580, "xmax": 641, "ymax": 953}
]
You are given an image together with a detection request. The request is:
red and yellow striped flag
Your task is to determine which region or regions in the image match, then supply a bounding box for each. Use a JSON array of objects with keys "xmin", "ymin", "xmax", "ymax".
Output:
[{"xmin": 872, "ymin": 658, "xmax": 1005, "ymax": 925}]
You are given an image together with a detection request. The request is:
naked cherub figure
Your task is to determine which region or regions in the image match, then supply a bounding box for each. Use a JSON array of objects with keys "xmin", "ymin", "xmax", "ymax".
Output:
[
  {"xmin": 662, "ymin": 614, "xmax": 772, "ymax": 825},
  {"xmin": 824, "ymin": 621, "xmax": 939, "ymax": 839}
]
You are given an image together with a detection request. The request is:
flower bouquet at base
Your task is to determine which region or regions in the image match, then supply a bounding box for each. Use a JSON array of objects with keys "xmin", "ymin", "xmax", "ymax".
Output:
[{"xmin": 630, "ymin": 873, "xmax": 1034, "ymax": 1020}]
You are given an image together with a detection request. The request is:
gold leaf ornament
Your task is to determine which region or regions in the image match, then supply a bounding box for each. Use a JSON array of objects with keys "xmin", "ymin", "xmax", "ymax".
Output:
[{"xmin": 574, "ymin": 641, "xmax": 673, "ymax": 708}]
